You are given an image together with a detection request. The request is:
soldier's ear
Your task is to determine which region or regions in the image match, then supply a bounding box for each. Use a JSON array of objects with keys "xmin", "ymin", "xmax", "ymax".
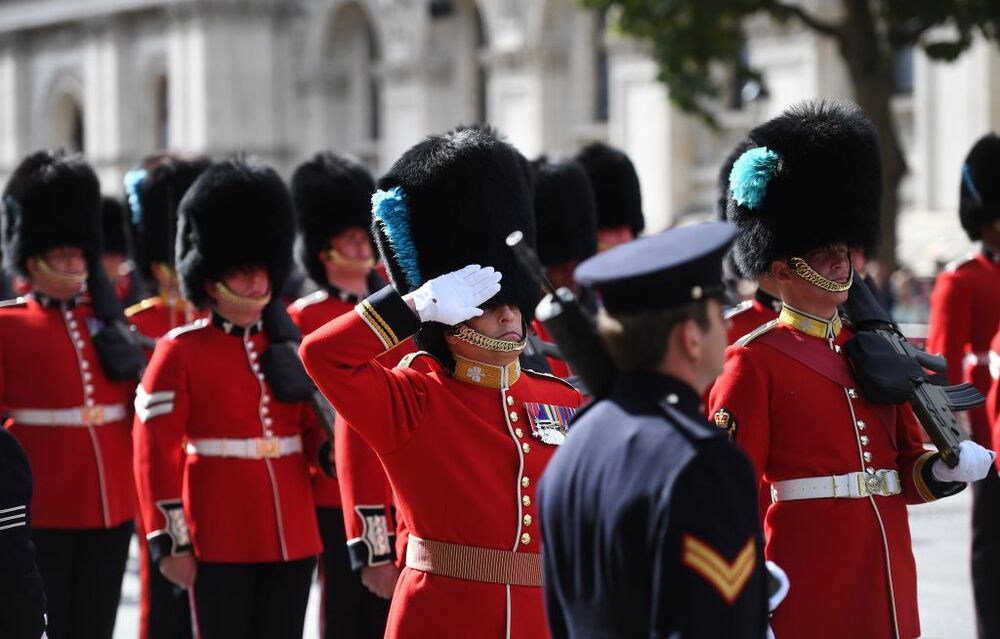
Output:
[{"xmin": 770, "ymin": 259, "xmax": 792, "ymax": 282}]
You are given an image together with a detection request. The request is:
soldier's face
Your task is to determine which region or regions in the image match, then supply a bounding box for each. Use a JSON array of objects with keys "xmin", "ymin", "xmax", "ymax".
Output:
[
  {"xmin": 447, "ymin": 304, "xmax": 524, "ymax": 366},
  {"xmin": 221, "ymin": 265, "xmax": 271, "ymax": 299},
  {"xmin": 27, "ymin": 246, "xmax": 88, "ymax": 299},
  {"xmin": 597, "ymin": 226, "xmax": 634, "ymax": 252},
  {"xmin": 323, "ymin": 228, "xmax": 374, "ymax": 278}
]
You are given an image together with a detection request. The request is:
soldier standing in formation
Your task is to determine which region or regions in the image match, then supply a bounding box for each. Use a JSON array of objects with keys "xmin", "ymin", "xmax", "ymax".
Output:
[
  {"xmin": 132, "ymin": 159, "xmax": 327, "ymax": 638},
  {"xmin": 301, "ymin": 126, "xmax": 583, "ymax": 638},
  {"xmin": 123, "ymin": 152, "xmax": 209, "ymax": 639},
  {"xmin": 287, "ymin": 151, "xmax": 404, "ymax": 639},
  {"xmin": 540, "ymin": 222, "xmax": 776, "ymax": 638},
  {"xmin": 0, "ymin": 151, "xmax": 142, "ymax": 637},
  {"xmin": 710, "ymin": 101, "xmax": 994, "ymax": 638},
  {"xmin": 926, "ymin": 133, "xmax": 1000, "ymax": 639}
]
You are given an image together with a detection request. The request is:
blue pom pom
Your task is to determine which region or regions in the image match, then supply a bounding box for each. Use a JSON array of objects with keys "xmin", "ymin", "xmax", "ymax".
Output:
[
  {"xmin": 123, "ymin": 168, "xmax": 148, "ymax": 225},
  {"xmin": 372, "ymin": 186, "xmax": 424, "ymax": 288},
  {"xmin": 729, "ymin": 147, "xmax": 780, "ymax": 210}
]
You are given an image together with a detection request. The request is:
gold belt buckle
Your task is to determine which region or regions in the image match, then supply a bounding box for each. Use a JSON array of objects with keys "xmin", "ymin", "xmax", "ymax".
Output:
[
  {"xmin": 857, "ymin": 471, "xmax": 879, "ymax": 497},
  {"xmin": 82, "ymin": 405, "xmax": 105, "ymax": 426},
  {"xmin": 255, "ymin": 437, "xmax": 281, "ymax": 459}
]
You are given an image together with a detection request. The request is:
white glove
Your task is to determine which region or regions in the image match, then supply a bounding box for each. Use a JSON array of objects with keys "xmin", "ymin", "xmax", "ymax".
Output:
[
  {"xmin": 931, "ymin": 440, "xmax": 996, "ymax": 483},
  {"xmin": 409, "ymin": 264, "xmax": 502, "ymax": 325}
]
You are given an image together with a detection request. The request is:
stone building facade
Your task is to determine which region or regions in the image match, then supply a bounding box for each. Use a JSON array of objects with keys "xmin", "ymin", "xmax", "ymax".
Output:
[{"xmin": 0, "ymin": 0, "xmax": 998, "ymax": 271}]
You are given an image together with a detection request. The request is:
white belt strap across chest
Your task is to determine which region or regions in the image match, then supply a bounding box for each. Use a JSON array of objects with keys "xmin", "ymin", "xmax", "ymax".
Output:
[
  {"xmin": 184, "ymin": 435, "xmax": 302, "ymax": 459},
  {"xmin": 10, "ymin": 404, "xmax": 128, "ymax": 427},
  {"xmin": 771, "ymin": 470, "xmax": 901, "ymax": 502}
]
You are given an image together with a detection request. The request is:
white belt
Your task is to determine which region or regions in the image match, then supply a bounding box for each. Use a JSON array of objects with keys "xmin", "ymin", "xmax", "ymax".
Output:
[
  {"xmin": 989, "ymin": 351, "xmax": 1000, "ymax": 381},
  {"xmin": 9, "ymin": 404, "xmax": 128, "ymax": 427},
  {"xmin": 771, "ymin": 470, "xmax": 901, "ymax": 502},
  {"xmin": 965, "ymin": 351, "xmax": 990, "ymax": 368},
  {"xmin": 184, "ymin": 435, "xmax": 302, "ymax": 460}
]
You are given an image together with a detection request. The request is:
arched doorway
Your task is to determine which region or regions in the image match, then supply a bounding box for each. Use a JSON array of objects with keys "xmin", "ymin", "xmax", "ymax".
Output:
[
  {"xmin": 52, "ymin": 92, "xmax": 85, "ymax": 153},
  {"xmin": 424, "ymin": 0, "xmax": 489, "ymax": 130}
]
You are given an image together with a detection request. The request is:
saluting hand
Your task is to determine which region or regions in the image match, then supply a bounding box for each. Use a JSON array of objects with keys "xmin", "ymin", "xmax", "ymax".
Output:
[
  {"xmin": 404, "ymin": 264, "xmax": 502, "ymax": 325},
  {"xmin": 932, "ymin": 440, "xmax": 996, "ymax": 483},
  {"xmin": 159, "ymin": 554, "xmax": 197, "ymax": 590}
]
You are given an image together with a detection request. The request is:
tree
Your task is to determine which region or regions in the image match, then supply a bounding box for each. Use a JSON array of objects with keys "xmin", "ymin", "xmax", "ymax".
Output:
[{"xmin": 581, "ymin": 0, "xmax": 1000, "ymax": 274}]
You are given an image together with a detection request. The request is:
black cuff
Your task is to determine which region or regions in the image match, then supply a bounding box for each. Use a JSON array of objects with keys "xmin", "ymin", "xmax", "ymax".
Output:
[
  {"xmin": 346, "ymin": 505, "xmax": 397, "ymax": 570},
  {"xmin": 149, "ymin": 499, "xmax": 193, "ymax": 562},
  {"xmin": 920, "ymin": 452, "xmax": 967, "ymax": 499},
  {"xmin": 317, "ymin": 440, "xmax": 336, "ymax": 479},
  {"xmin": 356, "ymin": 286, "xmax": 421, "ymax": 351}
]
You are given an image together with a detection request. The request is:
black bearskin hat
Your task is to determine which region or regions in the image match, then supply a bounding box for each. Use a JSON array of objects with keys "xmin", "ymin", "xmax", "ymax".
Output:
[
  {"xmin": 532, "ymin": 157, "xmax": 598, "ymax": 266},
  {"xmin": 101, "ymin": 197, "xmax": 131, "ymax": 257},
  {"xmin": 176, "ymin": 158, "xmax": 295, "ymax": 308},
  {"xmin": 575, "ymin": 142, "xmax": 644, "ymax": 236},
  {"xmin": 291, "ymin": 152, "xmax": 375, "ymax": 286},
  {"xmin": 727, "ymin": 100, "xmax": 882, "ymax": 278},
  {"xmin": 718, "ymin": 140, "xmax": 753, "ymax": 280},
  {"xmin": 372, "ymin": 125, "xmax": 538, "ymax": 319},
  {"xmin": 125, "ymin": 154, "xmax": 211, "ymax": 280},
  {"xmin": 1, "ymin": 150, "xmax": 101, "ymax": 277},
  {"xmin": 959, "ymin": 133, "xmax": 1000, "ymax": 241}
]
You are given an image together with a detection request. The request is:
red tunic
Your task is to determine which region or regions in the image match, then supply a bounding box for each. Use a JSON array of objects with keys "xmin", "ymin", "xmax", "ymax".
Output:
[
  {"xmin": 301, "ymin": 287, "xmax": 583, "ymax": 639},
  {"xmin": 0, "ymin": 295, "xmax": 136, "ymax": 529},
  {"xmin": 289, "ymin": 287, "xmax": 414, "ymax": 567},
  {"xmin": 133, "ymin": 314, "xmax": 323, "ymax": 563},
  {"xmin": 710, "ymin": 306, "xmax": 962, "ymax": 639},
  {"xmin": 127, "ymin": 296, "xmax": 205, "ymax": 347},
  {"xmin": 926, "ymin": 251, "xmax": 1000, "ymax": 447}
]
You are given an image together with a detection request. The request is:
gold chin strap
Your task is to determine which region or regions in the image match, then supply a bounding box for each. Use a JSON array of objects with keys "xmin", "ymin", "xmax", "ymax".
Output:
[
  {"xmin": 327, "ymin": 249, "xmax": 375, "ymax": 271},
  {"xmin": 35, "ymin": 258, "xmax": 88, "ymax": 284},
  {"xmin": 213, "ymin": 281, "xmax": 272, "ymax": 310},
  {"xmin": 788, "ymin": 257, "xmax": 854, "ymax": 293},
  {"xmin": 450, "ymin": 323, "xmax": 527, "ymax": 353}
]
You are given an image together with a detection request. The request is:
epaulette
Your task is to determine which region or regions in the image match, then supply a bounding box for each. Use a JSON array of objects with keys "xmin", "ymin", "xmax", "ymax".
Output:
[
  {"xmin": 723, "ymin": 300, "xmax": 753, "ymax": 321},
  {"xmin": 125, "ymin": 297, "xmax": 158, "ymax": 318},
  {"xmin": 0, "ymin": 296, "xmax": 28, "ymax": 309},
  {"xmin": 395, "ymin": 350, "xmax": 438, "ymax": 370},
  {"xmin": 523, "ymin": 368, "xmax": 578, "ymax": 391},
  {"xmin": 164, "ymin": 318, "xmax": 209, "ymax": 340},
  {"xmin": 735, "ymin": 319, "xmax": 779, "ymax": 347},
  {"xmin": 660, "ymin": 401, "xmax": 724, "ymax": 443},
  {"xmin": 291, "ymin": 290, "xmax": 329, "ymax": 311},
  {"xmin": 944, "ymin": 253, "xmax": 976, "ymax": 273}
]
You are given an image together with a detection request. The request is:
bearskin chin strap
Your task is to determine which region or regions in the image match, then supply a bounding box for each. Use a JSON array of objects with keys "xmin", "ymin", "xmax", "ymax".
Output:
[
  {"xmin": 788, "ymin": 257, "xmax": 854, "ymax": 293},
  {"xmin": 212, "ymin": 281, "xmax": 272, "ymax": 310},
  {"xmin": 35, "ymin": 258, "xmax": 88, "ymax": 285},
  {"xmin": 326, "ymin": 248, "xmax": 376, "ymax": 272},
  {"xmin": 450, "ymin": 323, "xmax": 528, "ymax": 353}
]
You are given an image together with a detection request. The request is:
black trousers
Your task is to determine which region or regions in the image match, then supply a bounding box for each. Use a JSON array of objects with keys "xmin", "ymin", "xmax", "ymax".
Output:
[
  {"xmin": 142, "ymin": 534, "xmax": 193, "ymax": 639},
  {"xmin": 317, "ymin": 507, "xmax": 390, "ymax": 639},
  {"xmin": 32, "ymin": 521, "xmax": 134, "ymax": 639},
  {"xmin": 193, "ymin": 556, "xmax": 315, "ymax": 639},
  {"xmin": 973, "ymin": 467, "xmax": 1000, "ymax": 638}
]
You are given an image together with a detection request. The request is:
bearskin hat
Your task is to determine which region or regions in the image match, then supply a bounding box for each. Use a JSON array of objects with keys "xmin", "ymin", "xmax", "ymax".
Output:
[
  {"xmin": 532, "ymin": 157, "xmax": 598, "ymax": 267},
  {"xmin": 1, "ymin": 150, "xmax": 102, "ymax": 277},
  {"xmin": 291, "ymin": 152, "xmax": 375, "ymax": 286},
  {"xmin": 717, "ymin": 140, "xmax": 753, "ymax": 280},
  {"xmin": 176, "ymin": 158, "xmax": 295, "ymax": 308},
  {"xmin": 727, "ymin": 100, "xmax": 882, "ymax": 278},
  {"xmin": 125, "ymin": 154, "xmax": 211, "ymax": 280},
  {"xmin": 575, "ymin": 142, "xmax": 644, "ymax": 236},
  {"xmin": 959, "ymin": 133, "xmax": 1000, "ymax": 241},
  {"xmin": 101, "ymin": 197, "xmax": 131, "ymax": 257},
  {"xmin": 373, "ymin": 125, "xmax": 539, "ymax": 319}
]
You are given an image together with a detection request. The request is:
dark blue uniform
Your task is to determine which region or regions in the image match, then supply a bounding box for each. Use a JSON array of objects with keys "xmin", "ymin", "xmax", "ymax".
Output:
[
  {"xmin": 539, "ymin": 372, "xmax": 768, "ymax": 638},
  {"xmin": 0, "ymin": 427, "xmax": 46, "ymax": 639}
]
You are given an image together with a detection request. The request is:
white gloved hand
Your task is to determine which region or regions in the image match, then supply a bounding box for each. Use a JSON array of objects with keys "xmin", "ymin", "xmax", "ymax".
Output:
[
  {"xmin": 408, "ymin": 264, "xmax": 502, "ymax": 325},
  {"xmin": 931, "ymin": 440, "xmax": 996, "ymax": 483}
]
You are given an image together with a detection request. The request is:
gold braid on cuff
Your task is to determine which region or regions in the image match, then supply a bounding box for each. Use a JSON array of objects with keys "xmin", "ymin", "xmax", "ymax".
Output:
[
  {"xmin": 450, "ymin": 323, "xmax": 527, "ymax": 353},
  {"xmin": 789, "ymin": 257, "xmax": 854, "ymax": 293},
  {"xmin": 212, "ymin": 281, "xmax": 272, "ymax": 309},
  {"xmin": 36, "ymin": 258, "xmax": 88, "ymax": 284}
]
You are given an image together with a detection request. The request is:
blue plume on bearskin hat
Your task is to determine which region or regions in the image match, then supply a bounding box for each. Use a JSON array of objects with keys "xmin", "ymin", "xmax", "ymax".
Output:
[
  {"xmin": 727, "ymin": 100, "xmax": 882, "ymax": 278},
  {"xmin": 1, "ymin": 150, "xmax": 102, "ymax": 277},
  {"xmin": 531, "ymin": 157, "xmax": 598, "ymax": 266},
  {"xmin": 176, "ymin": 158, "xmax": 295, "ymax": 308},
  {"xmin": 959, "ymin": 133, "xmax": 1000, "ymax": 241},
  {"xmin": 291, "ymin": 151, "xmax": 375, "ymax": 287},
  {"xmin": 575, "ymin": 142, "xmax": 644, "ymax": 236}
]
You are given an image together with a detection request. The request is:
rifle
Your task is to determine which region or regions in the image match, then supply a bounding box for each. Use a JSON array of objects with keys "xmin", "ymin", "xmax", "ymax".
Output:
[
  {"xmin": 506, "ymin": 231, "xmax": 618, "ymax": 398},
  {"xmin": 840, "ymin": 275, "xmax": 981, "ymax": 468}
]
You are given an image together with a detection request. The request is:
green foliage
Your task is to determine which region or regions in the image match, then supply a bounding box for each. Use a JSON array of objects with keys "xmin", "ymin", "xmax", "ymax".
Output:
[{"xmin": 583, "ymin": 0, "xmax": 1000, "ymax": 124}]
